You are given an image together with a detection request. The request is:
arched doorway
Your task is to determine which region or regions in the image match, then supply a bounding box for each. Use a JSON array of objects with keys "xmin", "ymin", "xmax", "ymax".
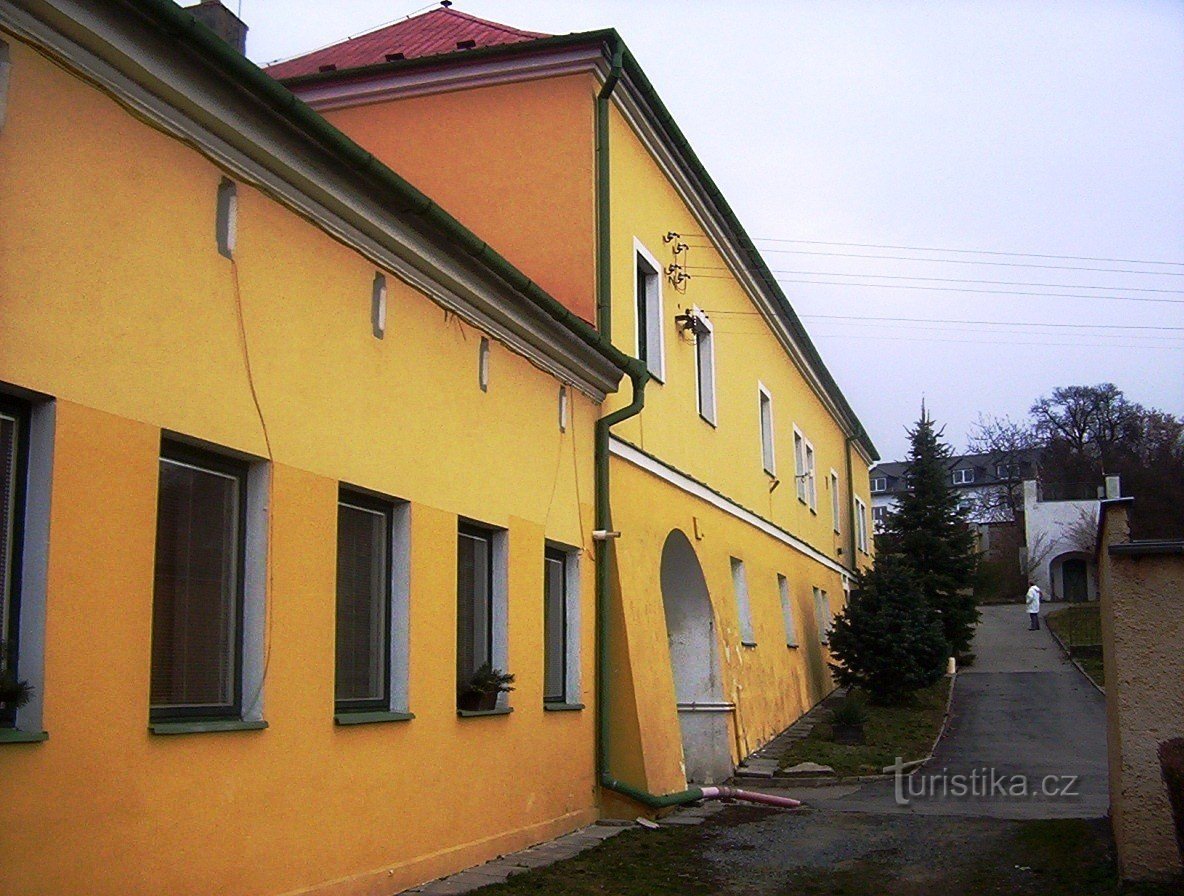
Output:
[
  {"xmin": 660, "ymin": 530, "xmax": 733, "ymax": 784},
  {"xmin": 1050, "ymin": 551, "xmax": 1094, "ymax": 602}
]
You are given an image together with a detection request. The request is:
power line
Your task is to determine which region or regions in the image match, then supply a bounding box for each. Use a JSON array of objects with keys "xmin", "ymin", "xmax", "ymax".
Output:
[
  {"xmin": 704, "ymin": 310, "xmax": 1184, "ymax": 333},
  {"xmin": 684, "ymin": 245, "xmax": 1184, "ymax": 277},
  {"xmin": 685, "ymin": 267, "xmax": 1184, "ymax": 295},
  {"xmin": 688, "ymin": 273, "xmax": 1184, "ymax": 304},
  {"xmin": 683, "ymin": 235, "xmax": 1184, "ymax": 268},
  {"xmin": 806, "ymin": 333, "xmax": 1184, "ymax": 350}
]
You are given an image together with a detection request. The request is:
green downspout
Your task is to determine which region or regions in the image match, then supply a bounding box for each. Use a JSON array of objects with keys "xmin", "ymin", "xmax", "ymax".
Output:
[
  {"xmin": 593, "ymin": 41, "xmax": 703, "ymax": 810},
  {"xmin": 595, "ymin": 43, "xmax": 623, "ymax": 338}
]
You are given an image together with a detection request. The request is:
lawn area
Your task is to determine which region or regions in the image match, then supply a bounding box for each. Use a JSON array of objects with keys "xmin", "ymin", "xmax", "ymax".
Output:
[
  {"xmin": 775, "ymin": 678, "xmax": 952, "ymax": 777},
  {"xmin": 468, "ymin": 810, "xmax": 1182, "ymax": 896},
  {"xmin": 1046, "ymin": 604, "xmax": 1105, "ymax": 687}
]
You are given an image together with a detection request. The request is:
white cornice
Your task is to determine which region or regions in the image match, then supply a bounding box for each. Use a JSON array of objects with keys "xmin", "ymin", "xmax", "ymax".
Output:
[
  {"xmin": 610, "ymin": 437, "xmax": 853, "ymax": 581},
  {"xmin": 292, "ymin": 49, "xmax": 865, "ymax": 440},
  {"xmin": 1, "ymin": 0, "xmax": 620, "ymax": 401}
]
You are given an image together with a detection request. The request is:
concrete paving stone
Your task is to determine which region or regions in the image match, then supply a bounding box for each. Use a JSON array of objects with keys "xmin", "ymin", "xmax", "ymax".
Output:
[
  {"xmin": 784, "ymin": 762, "xmax": 835, "ymax": 776},
  {"xmin": 581, "ymin": 824, "xmax": 627, "ymax": 840},
  {"xmin": 413, "ymin": 879, "xmax": 477, "ymax": 895}
]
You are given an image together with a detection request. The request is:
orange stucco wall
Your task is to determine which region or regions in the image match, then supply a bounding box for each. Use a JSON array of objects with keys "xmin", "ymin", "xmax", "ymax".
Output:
[{"xmin": 319, "ymin": 74, "xmax": 597, "ymax": 325}]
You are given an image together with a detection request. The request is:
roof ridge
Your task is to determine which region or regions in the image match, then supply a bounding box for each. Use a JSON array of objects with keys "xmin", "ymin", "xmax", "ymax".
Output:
[{"xmin": 436, "ymin": 7, "xmax": 548, "ymax": 39}]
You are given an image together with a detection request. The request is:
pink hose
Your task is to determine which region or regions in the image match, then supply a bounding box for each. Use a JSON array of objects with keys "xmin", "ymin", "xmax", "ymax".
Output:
[{"xmin": 699, "ymin": 786, "xmax": 802, "ymax": 808}]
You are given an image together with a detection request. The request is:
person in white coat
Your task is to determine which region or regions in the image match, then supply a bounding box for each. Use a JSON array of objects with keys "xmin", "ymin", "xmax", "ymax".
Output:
[{"xmin": 1026, "ymin": 581, "xmax": 1042, "ymax": 630}]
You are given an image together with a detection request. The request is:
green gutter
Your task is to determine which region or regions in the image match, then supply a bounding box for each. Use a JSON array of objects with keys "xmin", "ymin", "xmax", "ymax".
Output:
[
  {"xmin": 128, "ymin": 0, "xmax": 635, "ymax": 380},
  {"xmin": 276, "ymin": 27, "xmax": 878, "ymax": 462},
  {"xmin": 595, "ymin": 43, "xmax": 623, "ymax": 338},
  {"xmin": 591, "ymin": 40, "xmax": 702, "ymax": 811}
]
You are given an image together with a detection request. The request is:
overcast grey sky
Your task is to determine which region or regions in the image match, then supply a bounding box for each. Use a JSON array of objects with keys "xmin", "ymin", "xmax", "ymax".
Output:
[{"xmin": 237, "ymin": 0, "xmax": 1184, "ymax": 461}]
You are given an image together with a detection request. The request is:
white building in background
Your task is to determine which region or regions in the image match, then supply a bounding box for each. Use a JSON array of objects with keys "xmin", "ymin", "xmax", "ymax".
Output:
[
  {"xmin": 1022, "ymin": 476, "xmax": 1121, "ymax": 602},
  {"xmin": 869, "ymin": 451, "xmax": 1037, "ymax": 530}
]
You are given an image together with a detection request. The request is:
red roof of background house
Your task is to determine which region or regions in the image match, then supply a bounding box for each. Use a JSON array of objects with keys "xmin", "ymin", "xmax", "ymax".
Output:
[{"xmin": 264, "ymin": 6, "xmax": 550, "ymax": 80}]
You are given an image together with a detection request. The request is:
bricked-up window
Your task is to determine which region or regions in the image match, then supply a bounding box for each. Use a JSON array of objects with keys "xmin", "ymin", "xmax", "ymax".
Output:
[
  {"xmin": 457, "ymin": 523, "xmax": 494, "ymax": 690},
  {"xmin": 150, "ymin": 442, "xmax": 246, "ymax": 720},
  {"xmin": 335, "ymin": 491, "xmax": 392, "ymax": 712},
  {"xmin": 695, "ymin": 310, "xmax": 716, "ymax": 425},
  {"xmin": 0, "ymin": 395, "xmax": 29, "ymax": 725},
  {"xmin": 543, "ymin": 547, "xmax": 568, "ymax": 703}
]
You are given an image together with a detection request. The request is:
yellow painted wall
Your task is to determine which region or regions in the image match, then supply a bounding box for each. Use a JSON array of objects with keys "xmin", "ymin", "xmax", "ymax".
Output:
[
  {"xmin": 319, "ymin": 75, "xmax": 597, "ymax": 325},
  {"xmin": 606, "ymin": 103, "xmax": 874, "ymax": 575},
  {"xmin": 305, "ymin": 61, "xmax": 877, "ymax": 795},
  {"xmin": 0, "ymin": 38, "xmax": 601, "ymax": 896},
  {"xmin": 606, "ymin": 459, "xmax": 845, "ymax": 794}
]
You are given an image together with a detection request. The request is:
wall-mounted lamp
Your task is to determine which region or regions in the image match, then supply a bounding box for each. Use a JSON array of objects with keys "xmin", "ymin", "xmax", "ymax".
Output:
[{"xmin": 674, "ymin": 310, "xmax": 708, "ymax": 337}]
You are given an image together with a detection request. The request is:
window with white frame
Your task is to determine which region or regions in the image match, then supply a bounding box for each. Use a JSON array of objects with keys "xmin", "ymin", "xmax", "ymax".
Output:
[
  {"xmin": 731, "ymin": 557, "xmax": 755, "ymax": 646},
  {"xmin": 854, "ymin": 496, "xmax": 869, "ymax": 553},
  {"xmin": 830, "ymin": 470, "xmax": 841, "ymax": 533},
  {"xmin": 778, "ymin": 574, "xmax": 798, "ymax": 647},
  {"xmin": 794, "ymin": 430, "xmax": 806, "ymax": 502},
  {"xmin": 335, "ymin": 488, "xmax": 410, "ymax": 719},
  {"xmin": 543, "ymin": 544, "xmax": 581, "ymax": 706},
  {"xmin": 456, "ymin": 521, "xmax": 508, "ymax": 710},
  {"xmin": 150, "ymin": 439, "xmax": 266, "ymax": 724},
  {"xmin": 695, "ymin": 308, "xmax": 716, "ymax": 425},
  {"xmin": 634, "ymin": 241, "xmax": 665, "ymax": 381},
  {"xmin": 871, "ymin": 477, "xmax": 887, "ymax": 493},
  {"xmin": 872, "ymin": 505, "xmax": 887, "ymax": 528},
  {"xmin": 758, "ymin": 385, "xmax": 775, "ymax": 475},
  {"xmin": 800, "ymin": 437, "xmax": 819, "ymax": 506},
  {"xmin": 952, "ymin": 468, "xmax": 974, "ymax": 485},
  {"xmin": 813, "ymin": 587, "xmax": 831, "ymax": 644}
]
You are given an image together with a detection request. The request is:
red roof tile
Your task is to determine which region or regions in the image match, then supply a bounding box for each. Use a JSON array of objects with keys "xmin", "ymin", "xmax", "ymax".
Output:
[{"xmin": 264, "ymin": 6, "xmax": 550, "ymax": 80}]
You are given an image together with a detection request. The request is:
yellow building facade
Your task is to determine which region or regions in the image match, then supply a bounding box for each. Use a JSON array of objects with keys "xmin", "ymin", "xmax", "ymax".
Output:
[
  {"xmin": 0, "ymin": 2, "xmax": 634, "ymax": 894},
  {"xmin": 2, "ymin": 2, "xmax": 877, "ymax": 894},
  {"xmin": 279, "ymin": 11, "xmax": 878, "ymax": 804}
]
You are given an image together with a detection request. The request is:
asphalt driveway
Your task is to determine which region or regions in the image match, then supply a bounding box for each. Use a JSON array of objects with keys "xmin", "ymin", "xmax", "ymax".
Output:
[{"xmin": 796, "ymin": 603, "xmax": 1110, "ymax": 818}]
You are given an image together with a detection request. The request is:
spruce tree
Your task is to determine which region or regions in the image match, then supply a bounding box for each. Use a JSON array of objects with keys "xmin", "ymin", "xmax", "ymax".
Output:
[
  {"xmin": 828, "ymin": 555, "xmax": 949, "ymax": 704},
  {"xmin": 880, "ymin": 407, "xmax": 980, "ymax": 654}
]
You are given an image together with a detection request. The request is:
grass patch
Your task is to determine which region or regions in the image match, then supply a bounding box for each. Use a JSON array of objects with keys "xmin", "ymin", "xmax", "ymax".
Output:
[
  {"xmin": 469, "ymin": 824, "xmax": 722, "ymax": 895},
  {"xmin": 1046, "ymin": 604, "xmax": 1105, "ymax": 687},
  {"xmin": 776, "ymin": 678, "xmax": 951, "ymax": 776}
]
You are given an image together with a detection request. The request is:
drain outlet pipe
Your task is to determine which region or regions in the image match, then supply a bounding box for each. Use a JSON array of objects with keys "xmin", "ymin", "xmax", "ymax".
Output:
[{"xmin": 700, "ymin": 786, "xmax": 802, "ymax": 809}]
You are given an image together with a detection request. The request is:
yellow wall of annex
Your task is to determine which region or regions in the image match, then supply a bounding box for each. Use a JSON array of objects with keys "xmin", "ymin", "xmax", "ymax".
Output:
[
  {"xmin": 320, "ymin": 74, "xmax": 598, "ymax": 325},
  {"xmin": 0, "ymin": 38, "xmax": 602, "ymax": 896},
  {"xmin": 605, "ymin": 459, "xmax": 845, "ymax": 794},
  {"xmin": 604, "ymin": 103, "xmax": 874, "ymax": 575}
]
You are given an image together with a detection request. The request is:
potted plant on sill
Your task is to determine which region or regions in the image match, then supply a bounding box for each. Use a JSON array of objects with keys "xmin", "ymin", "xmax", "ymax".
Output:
[
  {"xmin": 0, "ymin": 670, "xmax": 32, "ymax": 713},
  {"xmin": 458, "ymin": 663, "xmax": 515, "ymax": 712}
]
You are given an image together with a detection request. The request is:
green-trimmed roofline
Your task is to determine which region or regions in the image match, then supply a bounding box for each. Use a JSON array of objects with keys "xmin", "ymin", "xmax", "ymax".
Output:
[
  {"xmin": 119, "ymin": 0, "xmax": 643, "ymax": 386},
  {"xmin": 276, "ymin": 26, "xmax": 879, "ymax": 462}
]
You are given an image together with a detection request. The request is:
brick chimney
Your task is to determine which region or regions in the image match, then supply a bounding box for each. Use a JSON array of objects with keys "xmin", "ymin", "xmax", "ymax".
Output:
[{"xmin": 186, "ymin": 0, "xmax": 248, "ymax": 55}]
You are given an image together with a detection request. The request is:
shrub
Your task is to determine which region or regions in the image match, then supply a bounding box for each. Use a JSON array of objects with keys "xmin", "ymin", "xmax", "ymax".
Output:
[
  {"xmin": 831, "ymin": 696, "xmax": 869, "ymax": 728},
  {"xmin": 828, "ymin": 556, "xmax": 950, "ymax": 705}
]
